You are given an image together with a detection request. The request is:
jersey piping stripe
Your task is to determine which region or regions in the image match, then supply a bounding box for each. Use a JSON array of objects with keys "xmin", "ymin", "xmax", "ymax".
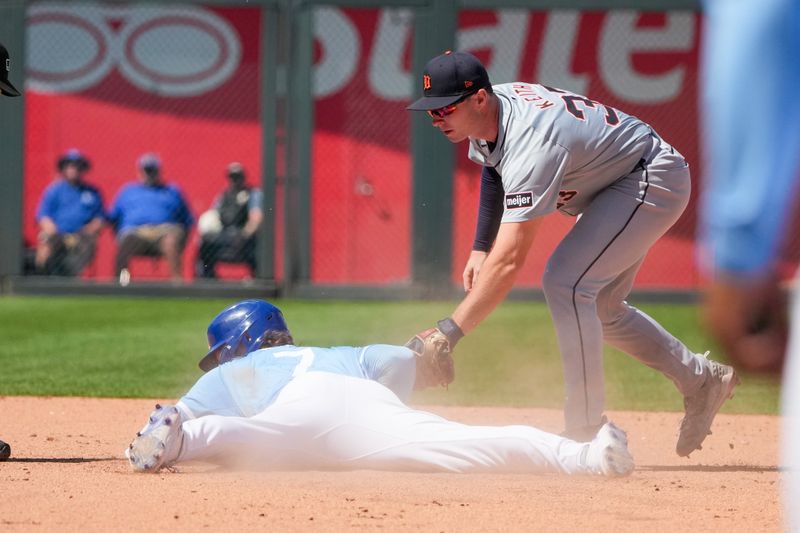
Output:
[
  {"xmin": 571, "ymin": 158, "xmax": 650, "ymax": 427},
  {"xmin": 493, "ymin": 93, "xmax": 514, "ymax": 156}
]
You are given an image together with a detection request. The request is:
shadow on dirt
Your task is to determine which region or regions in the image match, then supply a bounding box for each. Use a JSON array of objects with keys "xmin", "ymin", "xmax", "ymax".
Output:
[
  {"xmin": 6, "ymin": 457, "xmax": 118, "ymax": 463},
  {"xmin": 639, "ymin": 464, "xmax": 781, "ymax": 473}
]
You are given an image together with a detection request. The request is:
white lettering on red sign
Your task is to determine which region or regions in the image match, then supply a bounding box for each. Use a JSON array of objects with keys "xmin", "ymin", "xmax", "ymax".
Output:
[
  {"xmin": 313, "ymin": 7, "xmax": 360, "ymax": 99},
  {"xmin": 599, "ymin": 12, "xmax": 694, "ymax": 103},
  {"xmin": 27, "ymin": 3, "xmax": 241, "ymax": 96},
  {"xmin": 341, "ymin": 8, "xmax": 696, "ymax": 105},
  {"xmin": 27, "ymin": 3, "xmax": 696, "ymax": 106}
]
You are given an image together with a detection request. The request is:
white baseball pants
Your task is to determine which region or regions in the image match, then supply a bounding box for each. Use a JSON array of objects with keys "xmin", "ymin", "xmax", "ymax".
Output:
[
  {"xmin": 783, "ymin": 287, "xmax": 800, "ymax": 532},
  {"xmin": 175, "ymin": 372, "xmax": 594, "ymax": 474}
]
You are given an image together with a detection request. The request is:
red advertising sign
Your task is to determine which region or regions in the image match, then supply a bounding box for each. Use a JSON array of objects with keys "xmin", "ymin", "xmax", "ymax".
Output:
[{"xmin": 24, "ymin": 5, "xmax": 702, "ymax": 287}]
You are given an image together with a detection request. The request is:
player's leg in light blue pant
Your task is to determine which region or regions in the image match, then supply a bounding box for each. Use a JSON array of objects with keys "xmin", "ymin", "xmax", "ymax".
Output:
[
  {"xmin": 700, "ymin": 0, "xmax": 800, "ymax": 269},
  {"xmin": 701, "ymin": 0, "xmax": 800, "ymax": 524}
]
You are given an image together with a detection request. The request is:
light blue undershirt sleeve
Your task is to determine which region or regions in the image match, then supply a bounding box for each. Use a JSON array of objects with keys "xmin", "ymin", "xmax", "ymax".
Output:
[
  {"xmin": 177, "ymin": 367, "xmax": 242, "ymax": 419},
  {"xmin": 358, "ymin": 344, "xmax": 417, "ymax": 402}
]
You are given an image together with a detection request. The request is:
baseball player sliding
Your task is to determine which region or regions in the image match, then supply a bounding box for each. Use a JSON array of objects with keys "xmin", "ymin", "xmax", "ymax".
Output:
[
  {"xmin": 0, "ymin": 41, "xmax": 22, "ymax": 462},
  {"xmin": 126, "ymin": 299, "xmax": 633, "ymax": 476},
  {"xmin": 406, "ymin": 51, "xmax": 738, "ymax": 456}
]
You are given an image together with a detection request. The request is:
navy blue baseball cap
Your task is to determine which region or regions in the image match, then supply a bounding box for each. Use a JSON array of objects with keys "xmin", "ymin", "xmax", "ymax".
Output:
[
  {"xmin": 407, "ymin": 51, "xmax": 491, "ymax": 111},
  {"xmin": 57, "ymin": 148, "xmax": 90, "ymax": 171}
]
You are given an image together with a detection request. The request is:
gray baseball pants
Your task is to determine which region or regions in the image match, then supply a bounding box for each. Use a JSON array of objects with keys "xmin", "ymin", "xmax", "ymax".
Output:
[{"xmin": 542, "ymin": 134, "xmax": 706, "ymax": 431}]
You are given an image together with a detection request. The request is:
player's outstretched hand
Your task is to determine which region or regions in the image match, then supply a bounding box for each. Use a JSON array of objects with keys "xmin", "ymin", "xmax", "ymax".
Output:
[
  {"xmin": 405, "ymin": 318, "xmax": 464, "ymax": 389},
  {"xmin": 704, "ymin": 277, "xmax": 788, "ymax": 374}
]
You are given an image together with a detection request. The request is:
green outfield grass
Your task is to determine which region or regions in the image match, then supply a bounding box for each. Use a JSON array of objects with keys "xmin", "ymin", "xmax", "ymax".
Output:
[{"xmin": 0, "ymin": 295, "xmax": 780, "ymax": 414}]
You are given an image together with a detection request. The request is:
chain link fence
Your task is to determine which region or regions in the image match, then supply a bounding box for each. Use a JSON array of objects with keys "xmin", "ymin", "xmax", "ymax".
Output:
[
  {"xmin": 20, "ymin": 2, "xmax": 730, "ymax": 290},
  {"xmin": 23, "ymin": 1, "xmax": 266, "ymax": 282},
  {"xmin": 311, "ymin": 7, "xmax": 703, "ymax": 289},
  {"xmin": 310, "ymin": 7, "xmax": 413, "ymax": 284},
  {"xmin": 451, "ymin": 9, "xmax": 702, "ymax": 289}
]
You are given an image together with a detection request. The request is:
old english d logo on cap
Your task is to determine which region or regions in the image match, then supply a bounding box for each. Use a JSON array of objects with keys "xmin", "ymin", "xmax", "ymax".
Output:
[{"xmin": 423, "ymin": 74, "xmax": 431, "ymax": 90}]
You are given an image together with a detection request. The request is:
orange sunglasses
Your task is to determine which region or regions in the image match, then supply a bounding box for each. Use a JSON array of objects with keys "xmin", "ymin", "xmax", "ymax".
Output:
[{"xmin": 426, "ymin": 91, "xmax": 477, "ymax": 119}]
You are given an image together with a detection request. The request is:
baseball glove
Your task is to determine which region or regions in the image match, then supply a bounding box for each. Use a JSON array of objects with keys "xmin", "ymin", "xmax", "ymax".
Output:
[{"xmin": 405, "ymin": 328, "xmax": 455, "ymax": 389}]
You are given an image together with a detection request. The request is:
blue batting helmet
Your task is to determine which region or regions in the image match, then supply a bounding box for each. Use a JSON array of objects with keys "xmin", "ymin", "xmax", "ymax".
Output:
[{"xmin": 198, "ymin": 299, "xmax": 289, "ymax": 372}]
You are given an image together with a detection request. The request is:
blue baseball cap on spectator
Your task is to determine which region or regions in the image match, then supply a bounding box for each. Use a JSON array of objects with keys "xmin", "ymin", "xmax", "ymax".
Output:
[
  {"xmin": 138, "ymin": 153, "xmax": 161, "ymax": 171},
  {"xmin": 57, "ymin": 148, "xmax": 90, "ymax": 171}
]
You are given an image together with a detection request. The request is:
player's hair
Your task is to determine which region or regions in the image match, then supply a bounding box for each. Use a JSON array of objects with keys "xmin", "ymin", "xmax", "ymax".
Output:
[{"xmin": 260, "ymin": 330, "xmax": 295, "ymax": 348}]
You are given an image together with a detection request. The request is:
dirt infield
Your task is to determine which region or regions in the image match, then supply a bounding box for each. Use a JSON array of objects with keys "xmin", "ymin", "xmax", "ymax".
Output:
[{"xmin": 0, "ymin": 396, "xmax": 782, "ymax": 532}]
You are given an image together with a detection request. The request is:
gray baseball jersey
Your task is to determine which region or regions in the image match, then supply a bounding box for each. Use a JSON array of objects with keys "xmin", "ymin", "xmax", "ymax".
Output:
[
  {"xmin": 468, "ymin": 83, "xmax": 655, "ymax": 219},
  {"xmin": 466, "ymin": 82, "xmax": 711, "ymax": 435}
]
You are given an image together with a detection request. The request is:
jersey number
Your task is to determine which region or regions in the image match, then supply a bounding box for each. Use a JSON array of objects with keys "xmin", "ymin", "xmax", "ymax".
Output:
[
  {"xmin": 543, "ymin": 86, "xmax": 620, "ymax": 126},
  {"xmin": 274, "ymin": 348, "xmax": 316, "ymax": 377},
  {"xmin": 556, "ymin": 190, "xmax": 578, "ymax": 209}
]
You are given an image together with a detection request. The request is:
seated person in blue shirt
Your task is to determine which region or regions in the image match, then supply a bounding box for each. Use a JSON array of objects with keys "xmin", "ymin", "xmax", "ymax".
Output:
[
  {"xmin": 107, "ymin": 153, "xmax": 194, "ymax": 282},
  {"xmin": 196, "ymin": 162, "xmax": 263, "ymax": 279},
  {"xmin": 34, "ymin": 149, "xmax": 105, "ymax": 276},
  {"xmin": 125, "ymin": 300, "xmax": 634, "ymax": 477}
]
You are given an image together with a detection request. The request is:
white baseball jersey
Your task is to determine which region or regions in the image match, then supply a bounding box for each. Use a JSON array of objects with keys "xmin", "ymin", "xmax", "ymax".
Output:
[{"xmin": 468, "ymin": 83, "xmax": 656, "ymax": 219}]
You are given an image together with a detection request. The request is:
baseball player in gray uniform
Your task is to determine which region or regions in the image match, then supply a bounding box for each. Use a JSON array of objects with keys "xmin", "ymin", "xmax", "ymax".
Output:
[
  {"xmin": 407, "ymin": 51, "xmax": 738, "ymax": 456},
  {"xmin": 0, "ymin": 41, "xmax": 21, "ymax": 462}
]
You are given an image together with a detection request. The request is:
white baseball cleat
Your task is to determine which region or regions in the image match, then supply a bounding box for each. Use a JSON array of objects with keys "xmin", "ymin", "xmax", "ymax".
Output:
[
  {"xmin": 125, "ymin": 404, "xmax": 184, "ymax": 473},
  {"xmin": 586, "ymin": 422, "xmax": 635, "ymax": 477}
]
